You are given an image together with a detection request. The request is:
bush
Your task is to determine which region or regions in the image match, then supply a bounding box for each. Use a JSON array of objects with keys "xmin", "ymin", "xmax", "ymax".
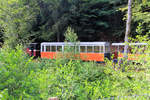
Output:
[
  {"xmin": 46, "ymin": 59, "xmax": 115, "ymax": 99},
  {"xmin": 0, "ymin": 46, "xmax": 47, "ymax": 99},
  {"xmin": 105, "ymin": 52, "xmax": 150, "ymax": 98},
  {"xmin": 0, "ymin": 44, "xmax": 149, "ymax": 99}
]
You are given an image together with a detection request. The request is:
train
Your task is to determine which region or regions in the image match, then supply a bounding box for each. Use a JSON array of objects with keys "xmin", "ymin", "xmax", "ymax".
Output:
[{"xmin": 26, "ymin": 42, "xmax": 147, "ymax": 62}]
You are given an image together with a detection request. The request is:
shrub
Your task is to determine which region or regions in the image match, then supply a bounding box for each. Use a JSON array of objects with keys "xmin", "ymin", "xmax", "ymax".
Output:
[
  {"xmin": 0, "ymin": 46, "xmax": 45, "ymax": 99},
  {"xmin": 0, "ymin": 43, "xmax": 149, "ymax": 99},
  {"xmin": 46, "ymin": 59, "xmax": 115, "ymax": 99}
]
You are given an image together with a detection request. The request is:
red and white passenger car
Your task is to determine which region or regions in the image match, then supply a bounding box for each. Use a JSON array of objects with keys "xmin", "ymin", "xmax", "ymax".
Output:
[
  {"xmin": 112, "ymin": 43, "xmax": 147, "ymax": 61},
  {"xmin": 40, "ymin": 42, "xmax": 110, "ymax": 62}
]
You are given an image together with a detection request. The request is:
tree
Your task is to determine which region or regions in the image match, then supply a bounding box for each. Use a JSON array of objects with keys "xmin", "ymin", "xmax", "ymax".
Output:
[
  {"xmin": 64, "ymin": 27, "xmax": 79, "ymax": 59},
  {"xmin": 33, "ymin": 0, "xmax": 126, "ymax": 42},
  {"xmin": 124, "ymin": 0, "xmax": 132, "ymax": 58},
  {"xmin": 64, "ymin": 27, "xmax": 78, "ymax": 42},
  {"xmin": 132, "ymin": 0, "xmax": 150, "ymax": 36},
  {"xmin": 69, "ymin": 0, "xmax": 126, "ymax": 41},
  {"xmin": 33, "ymin": 0, "xmax": 71, "ymax": 42},
  {"xmin": 0, "ymin": 0, "xmax": 39, "ymax": 48},
  {"xmin": 119, "ymin": 0, "xmax": 150, "ymax": 37},
  {"xmin": 0, "ymin": 0, "xmax": 127, "ymax": 45}
]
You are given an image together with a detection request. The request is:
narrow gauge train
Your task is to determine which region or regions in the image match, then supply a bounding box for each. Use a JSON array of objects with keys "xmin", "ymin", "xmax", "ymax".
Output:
[
  {"xmin": 112, "ymin": 43, "xmax": 147, "ymax": 61},
  {"xmin": 26, "ymin": 42, "xmax": 147, "ymax": 61},
  {"xmin": 27, "ymin": 42, "xmax": 110, "ymax": 61}
]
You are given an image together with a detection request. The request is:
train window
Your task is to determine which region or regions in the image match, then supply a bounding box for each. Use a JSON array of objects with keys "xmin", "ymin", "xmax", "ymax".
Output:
[
  {"xmin": 87, "ymin": 46, "xmax": 93, "ymax": 53},
  {"xmin": 105, "ymin": 46, "xmax": 109, "ymax": 53},
  {"xmin": 100, "ymin": 46, "xmax": 103, "ymax": 53},
  {"xmin": 75, "ymin": 46, "xmax": 79, "ymax": 53},
  {"xmin": 64, "ymin": 46, "xmax": 71, "ymax": 52},
  {"xmin": 51, "ymin": 46, "xmax": 56, "ymax": 52},
  {"xmin": 36, "ymin": 44, "xmax": 40, "ymax": 50},
  {"xmin": 94, "ymin": 46, "xmax": 99, "ymax": 53},
  {"xmin": 70, "ymin": 46, "xmax": 75, "ymax": 51},
  {"xmin": 46, "ymin": 46, "xmax": 50, "ymax": 52},
  {"xmin": 42, "ymin": 46, "xmax": 44, "ymax": 52},
  {"xmin": 65, "ymin": 46, "xmax": 79, "ymax": 53},
  {"xmin": 119, "ymin": 46, "xmax": 124, "ymax": 53},
  {"xmin": 57, "ymin": 46, "xmax": 62, "ymax": 52},
  {"xmin": 70, "ymin": 46, "xmax": 74, "ymax": 49},
  {"xmin": 111, "ymin": 46, "xmax": 118, "ymax": 53},
  {"xmin": 132, "ymin": 46, "xmax": 140, "ymax": 54},
  {"xmin": 80, "ymin": 46, "xmax": 86, "ymax": 52}
]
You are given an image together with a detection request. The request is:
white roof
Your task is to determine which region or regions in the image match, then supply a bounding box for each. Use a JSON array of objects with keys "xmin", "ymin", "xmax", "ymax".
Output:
[
  {"xmin": 112, "ymin": 43, "xmax": 147, "ymax": 46},
  {"xmin": 41, "ymin": 42, "xmax": 110, "ymax": 46}
]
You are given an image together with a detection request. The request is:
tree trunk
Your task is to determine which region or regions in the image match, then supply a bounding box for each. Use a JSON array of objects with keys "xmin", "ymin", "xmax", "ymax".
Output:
[{"xmin": 124, "ymin": 0, "xmax": 132, "ymax": 59}]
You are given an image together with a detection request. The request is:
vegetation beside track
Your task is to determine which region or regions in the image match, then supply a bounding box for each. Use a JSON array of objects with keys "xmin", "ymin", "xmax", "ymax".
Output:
[{"xmin": 0, "ymin": 46, "xmax": 149, "ymax": 99}]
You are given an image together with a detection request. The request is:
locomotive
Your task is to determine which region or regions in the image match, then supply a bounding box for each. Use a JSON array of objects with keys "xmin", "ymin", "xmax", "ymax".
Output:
[{"xmin": 26, "ymin": 43, "xmax": 40, "ymax": 57}]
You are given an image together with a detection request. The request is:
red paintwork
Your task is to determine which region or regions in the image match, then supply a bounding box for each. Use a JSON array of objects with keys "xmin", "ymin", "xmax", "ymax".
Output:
[
  {"xmin": 80, "ymin": 53, "xmax": 104, "ymax": 61},
  {"xmin": 26, "ymin": 48, "xmax": 40, "ymax": 57},
  {"xmin": 26, "ymin": 48, "xmax": 30, "ymax": 55},
  {"xmin": 41, "ymin": 52, "xmax": 104, "ymax": 61},
  {"xmin": 41, "ymin": 52, "xmax": 57, "ymax": 59},
  {"xmin": 118, "ymin": 53, "xmax": 140, "ymax": 60}
]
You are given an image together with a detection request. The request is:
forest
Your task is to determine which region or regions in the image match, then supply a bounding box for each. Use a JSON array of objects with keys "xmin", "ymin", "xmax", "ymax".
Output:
[
  {"xmin": 0, "ymin": 0, "xmax": 149, "ymax": 46},
  {"xmin": 0, "ymin": 0, "xmax": 150, "ymax": 99}
]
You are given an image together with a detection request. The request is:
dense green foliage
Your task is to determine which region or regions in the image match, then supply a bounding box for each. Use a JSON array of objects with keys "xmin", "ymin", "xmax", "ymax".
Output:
[
  {"xmin": 0, "ymin": 0, "xmax": 127, "ymax": 46},
  {"xmin": 0, "ymin": 46, "xmax": 38, "ymax": 99},
  {"xmin": 0, "ymin": 46, "xmax": 149, "ymax": 99},
  {"xmin": 0, "ymin": 0, "xmax": 150, "ymax": 99},
  {"xmin": 120, "ymin": 0, "xmax": 150, "ymax": 37},
  {"xmin": 132, "ymin": 1, "xmax": 150, "ymax": 35},
  {"xmin": 0, "ymin": 0, "xmax": 39, "ymax": 48},
  {"xmin": 67, "ymin": 0, "xmax": 127, "ymax": 41},
  {"xmin": 0, "ymin": 0, "xmax": 149, "ymax": 45}
]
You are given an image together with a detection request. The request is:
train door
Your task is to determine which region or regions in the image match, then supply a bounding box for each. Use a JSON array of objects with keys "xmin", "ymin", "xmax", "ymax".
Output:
[
  {"xmin": 111, "ymin": 43, "xmax": 125, "ymax": 62},
  {"xmin": 111, "ymin": 44, "xmax": 118, "ymax": 61}
]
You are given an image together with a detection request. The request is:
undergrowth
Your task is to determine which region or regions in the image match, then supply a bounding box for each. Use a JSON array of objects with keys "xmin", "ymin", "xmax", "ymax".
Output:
[{"xmin": 0, "ymin": 45, "xmax": 150, "ymax": 100}]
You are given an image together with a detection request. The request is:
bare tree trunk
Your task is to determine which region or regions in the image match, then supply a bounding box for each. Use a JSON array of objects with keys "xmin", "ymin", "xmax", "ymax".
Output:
[{"xmin": 124, "ymin": 0, "xmax": 132, "ymax": 59}]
